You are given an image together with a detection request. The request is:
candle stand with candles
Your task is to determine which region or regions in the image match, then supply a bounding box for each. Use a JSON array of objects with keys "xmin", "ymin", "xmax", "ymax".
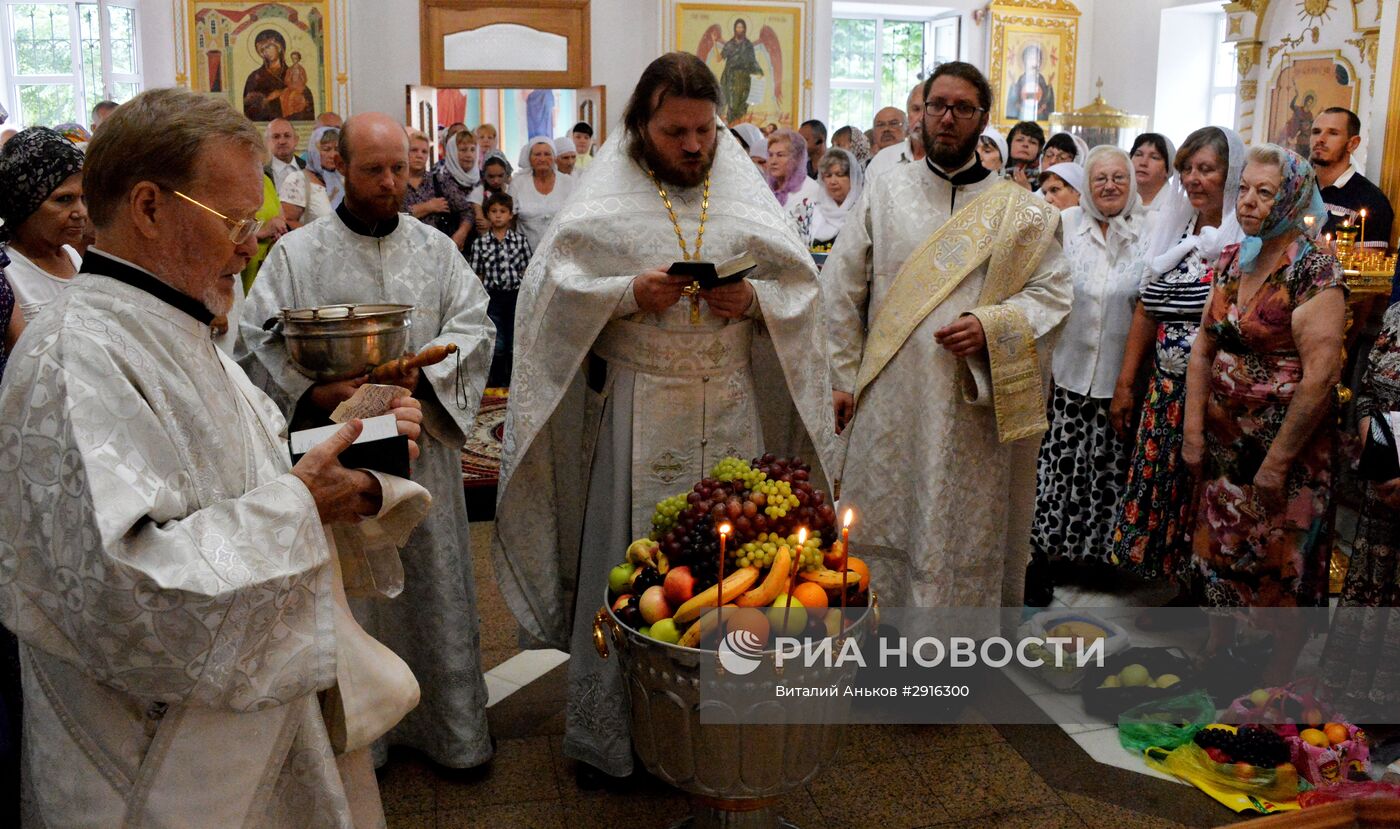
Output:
[{"xmin": 1329, "ymin": 224, "xmax": 1397, "ymax": 593}]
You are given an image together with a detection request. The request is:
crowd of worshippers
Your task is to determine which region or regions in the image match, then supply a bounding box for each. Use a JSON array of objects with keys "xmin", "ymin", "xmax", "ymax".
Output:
[{"xmin": 3, "ymin": 51, "xmax": 1400, "ymax": 826}]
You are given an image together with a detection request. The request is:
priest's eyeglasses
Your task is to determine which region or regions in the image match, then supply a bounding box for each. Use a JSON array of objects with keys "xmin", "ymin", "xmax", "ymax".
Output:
[
  {"xmin": 169, "ymin": 188, "xmax": 264, "ymax": 244},
  {"xmin": 924, "ymin": 100, "xmax": 987, "ymax": 120}
]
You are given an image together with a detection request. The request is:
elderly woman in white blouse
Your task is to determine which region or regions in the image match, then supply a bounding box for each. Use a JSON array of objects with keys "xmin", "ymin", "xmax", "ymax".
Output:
[
  {"xmin": 510, "ymin": 136, "xmax": 576, "ymax": 249},
  {"xmin": 1026, "ymin": 145, "xmax": 1151, "ymax": 602}
]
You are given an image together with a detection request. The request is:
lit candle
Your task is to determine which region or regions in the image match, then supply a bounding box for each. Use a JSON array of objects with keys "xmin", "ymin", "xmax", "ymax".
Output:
[
  {"xmin": 840, "ymin": 509, "xmax": 854, "ymax": 631},
  {"xmin": 717, "ymin": 523, "xmax": 731, "ymax": 625},
  {"xmin": 1360, "ymin": 208, "xmax": 1368, "ymax": 245},
  {"xmin": 782, "ymin": 528, "xmax": 807, "ymax": 635}
]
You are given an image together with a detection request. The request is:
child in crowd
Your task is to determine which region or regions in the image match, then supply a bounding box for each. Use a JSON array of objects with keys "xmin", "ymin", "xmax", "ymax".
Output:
[{"xmin": 468, "ymin": 192, "xmax": 531, "ymax": 386}]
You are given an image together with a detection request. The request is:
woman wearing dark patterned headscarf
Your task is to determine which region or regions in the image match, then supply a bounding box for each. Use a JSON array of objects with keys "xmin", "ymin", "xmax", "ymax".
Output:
[{"xmin": 0, "ymin": 127, "xmax": 86, "ymax": 318}]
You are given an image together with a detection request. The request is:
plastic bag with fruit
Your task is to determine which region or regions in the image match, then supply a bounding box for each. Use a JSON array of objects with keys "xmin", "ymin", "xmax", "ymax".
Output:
[
  {"xmin": 1117, "ymin": 690, "xmax": 1217, "ymax": 753},
  {"xmin": 1290, "ymin": 722, "xmax": 1371, "ymax": 787},
  {"xmin": 1221, "ymin": 682, "xmax": 1329, "ymax": 731},
  {"xmin": 1144, "ymin": 742, "xmax": 1302, "ymax": 813},
  {"xmin": 1297, "ymin": 780, "xmax": 1400, "ymax": 808}
]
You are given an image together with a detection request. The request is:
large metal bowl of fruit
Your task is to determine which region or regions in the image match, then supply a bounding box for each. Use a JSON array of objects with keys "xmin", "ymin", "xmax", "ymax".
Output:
[{"xmin": 592, "ymin": 455, "xmax": 904, "ymax": 829}]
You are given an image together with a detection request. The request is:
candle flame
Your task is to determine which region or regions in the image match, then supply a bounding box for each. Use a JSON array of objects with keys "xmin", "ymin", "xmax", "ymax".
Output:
[
  {"xmin": 843, "ymin": 508, "xmax": 854, "ymax": 528},
  {"xmin": 718, "ymin": 523, "xmax": 732, "ymax": 537},
  {"xmin": 1303, "ymin": 215, "xmax": 1315, "ymax": 228},
  {"xmin": 1360, "ymin": 209, "xmax": 1368, "ymax": 218},
  {"xmin": 797, "ymin": 527, "xmax": 807, "ymax": 545}
]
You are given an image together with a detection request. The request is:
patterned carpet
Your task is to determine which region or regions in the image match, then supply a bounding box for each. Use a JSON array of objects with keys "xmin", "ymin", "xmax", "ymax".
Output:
[{"xmin": 462, "ymin": 389, "xmax": 508, "ymax": 489}]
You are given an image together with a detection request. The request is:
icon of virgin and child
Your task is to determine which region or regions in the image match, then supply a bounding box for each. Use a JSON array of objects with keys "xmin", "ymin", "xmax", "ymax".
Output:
[{"xmin": 243, "ymin": 29, "xmax": 315, "ymax": 122}]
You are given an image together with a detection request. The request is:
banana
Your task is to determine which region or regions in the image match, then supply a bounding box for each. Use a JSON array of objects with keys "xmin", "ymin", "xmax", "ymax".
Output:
[
  {"xmin": 677, "ymin": 604, "xmax": 732, "ymax": 648},
  {"xmin": 674, "ymin": 566, "xmax": 761, "ymax": 624},
  {"xmin": 735, "ymin": 547, "xmax": 792, "ymax": 607},
  {"xmin": 797, "ymin": 567, "xmax": 861, "ymax": 592}
]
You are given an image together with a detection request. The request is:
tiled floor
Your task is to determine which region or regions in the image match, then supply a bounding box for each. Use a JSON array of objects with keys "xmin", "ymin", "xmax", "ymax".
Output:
[{"xmin": 377, "ymin": 522, "xmax": 1252, "ymax": 828}]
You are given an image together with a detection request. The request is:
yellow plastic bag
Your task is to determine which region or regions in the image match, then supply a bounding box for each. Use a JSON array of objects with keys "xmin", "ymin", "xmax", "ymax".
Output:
[{"xmin": 1144, "ymin": 744, "xmax": 1302, "ymax": 815}]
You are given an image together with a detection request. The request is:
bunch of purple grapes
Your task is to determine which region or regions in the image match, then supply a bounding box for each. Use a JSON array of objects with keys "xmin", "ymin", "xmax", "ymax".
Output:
[
  {"xmin": 656, "ymin": 456, "xmax": 839, "ymax": 588},
  {"xmin": 750, "ymin": 455, "xmax": 839, "ymax": 547}
]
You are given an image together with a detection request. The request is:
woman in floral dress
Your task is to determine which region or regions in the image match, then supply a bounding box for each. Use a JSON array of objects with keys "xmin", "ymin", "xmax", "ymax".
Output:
[
  {"xmin": 1322, "ymin": 303, "xmax": 1400, "ymax": 717},
  {"xmin": 1184, "ymin": 144, "xmax": 1345, "ymax": 683},
  {"xmin": 1110, "ymin": 127, "xmax": 1245, "ymax": 592}
]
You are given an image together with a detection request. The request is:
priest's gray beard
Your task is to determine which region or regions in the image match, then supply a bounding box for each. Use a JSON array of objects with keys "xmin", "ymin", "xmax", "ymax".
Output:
[
  {"xmin": 923, "ymin": 126, "xmax": 982, "ymax": 171},
  {"xmin": 629, "ymin": 131, "xmax": 716, "ymax": 189},
  {"xmin": 203, "ymin": 276, "xmax": 236, "ymax": 316}
]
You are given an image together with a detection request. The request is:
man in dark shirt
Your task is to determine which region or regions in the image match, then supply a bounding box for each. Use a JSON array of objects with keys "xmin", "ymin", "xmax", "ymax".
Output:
[{"xmin": 1312, "ymin": 107, "xmax": 1393, "ymax": 246}]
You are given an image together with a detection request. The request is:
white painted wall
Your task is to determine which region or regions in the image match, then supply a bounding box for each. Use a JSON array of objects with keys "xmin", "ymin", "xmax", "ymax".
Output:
[
  {"xmin": 1150, "ymin": 5, "xmax": 1217, "ymax": 146},
  {"xmin": 136, "ymin": 0, "xmax": 176, "ymax": 87},
  {"xmin": 1086, "ymin": 0, "xmax": 1213, "ymax": 128},
  {"xmin": 344, "ymin": 0, "xmax": 659, "ymax": 130}
]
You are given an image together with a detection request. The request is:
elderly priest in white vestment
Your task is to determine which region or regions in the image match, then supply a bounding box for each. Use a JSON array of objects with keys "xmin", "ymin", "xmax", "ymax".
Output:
[
  {"xmin": 825, "ymin": 62, "xmax": 1072, "ymax": 632},
  {"xmin": 0, "ymin": 88, "xmax": 430, "ymax": 827},
  {"xmin": 494, "ymin": 52, "xmax": 835, "ymax": 779},
  {"xmin": 240, "ymin": 112, "xmax": 496, "ymax": 771}
]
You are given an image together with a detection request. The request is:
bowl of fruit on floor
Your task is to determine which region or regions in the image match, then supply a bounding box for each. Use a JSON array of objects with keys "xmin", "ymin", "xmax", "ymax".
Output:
[{"xmin": 593, "ymin": 456, "xmax": 901, "ymax": 829}]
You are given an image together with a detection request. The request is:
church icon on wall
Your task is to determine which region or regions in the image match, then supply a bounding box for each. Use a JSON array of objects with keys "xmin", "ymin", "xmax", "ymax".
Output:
[{"xmin": 188, "ymin": 1, "xmax": 329, "ymax": 125}]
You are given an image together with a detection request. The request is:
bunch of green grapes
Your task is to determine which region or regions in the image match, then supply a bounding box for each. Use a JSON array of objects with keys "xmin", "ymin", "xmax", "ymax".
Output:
[
  {"xmin": 710, "ymin": 456, "xmax": 753, "ymax": 484},
  {"xmin": 775, "ymin": 532, "xmax": 823, "ymax": 570},
  {"xmin": 733, "ymin": 533, "xmax": 783, "ymax": 568},
  {"xmin": 752, "ymin": 479, "xmax": 799, "ymax": 519},
  {"xmin": 650, "ymin": 492, "xmax": 688, "ymax": 537}
]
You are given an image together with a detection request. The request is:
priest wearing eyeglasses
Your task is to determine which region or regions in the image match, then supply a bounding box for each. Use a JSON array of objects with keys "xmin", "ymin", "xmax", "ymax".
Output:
[
  {"xmin": 0, "ymin": 88, "xmax": 431, "ymax": 827},
  {"xmin": 824, "ymin": 61, "xmax": 1072, "ymax": 636}
]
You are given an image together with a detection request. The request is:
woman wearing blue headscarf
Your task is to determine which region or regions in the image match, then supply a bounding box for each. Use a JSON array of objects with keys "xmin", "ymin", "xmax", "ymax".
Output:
[
  {"xmin": 1183, "ymin": 144, "xmax": 1345, "ymax": 682},
  {"xmin": 279, "ymin": 125, "xmax": 341, "ymax": 226}
]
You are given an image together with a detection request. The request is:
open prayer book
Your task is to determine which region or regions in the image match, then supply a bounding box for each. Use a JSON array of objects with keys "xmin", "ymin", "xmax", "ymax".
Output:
[{"xmin": 668, "ymin": 251, "xmax": 759, "ymax": 290}]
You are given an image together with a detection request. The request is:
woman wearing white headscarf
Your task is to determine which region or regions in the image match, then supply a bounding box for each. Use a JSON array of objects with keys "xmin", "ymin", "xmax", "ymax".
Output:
[
  {"xmin": 553, "ymin": 136, "xmax": 579, "ymax": 176},
  {"xmin": 509, "ymin": 135, "xmax": 575, "ymax": 249},
  {"xmin": 732, "ymin": 123, "xmax": 768, "ymax": 169},
  {"xmin": 1042, "ymin": 131, "xmax": 1090, "ymax": 169},
  {"xmin": 808, "ymin": 147, "xmax": 863, "ymax": 250},
  {"xmin": 1027, "ymin": 145, "xmax": 1151, "ymax": 597},
  {"xmin": 978, "ymin": 127, "xmax": 1008, "ymax": 173},
  {"xmin": 1040, "ymin": 161, "xmax": 1085, "ymax": 211},
  {"xmin": 1110, "ymin": 125, "xmax": 1245, "ymax": 598},
  {"xmin": 429, "ymin": 128, "xmax": 483, "ymax": 251},
  {"xmin": 1130, "ymin": 132, "xmax": 1176, "ymax": 211}
]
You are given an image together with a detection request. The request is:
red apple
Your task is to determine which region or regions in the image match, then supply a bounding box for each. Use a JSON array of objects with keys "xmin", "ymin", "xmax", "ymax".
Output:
[
  {"xmin": 663, "ymin": 565, "xmax": 697, "ymax": 606},
  {"xmin": 724, "ymin": 607, "xmax": 771, "ymax": 650},
  {"xmin": 639, "ymin": 585, "xmax": 673, "ymax": 625}
]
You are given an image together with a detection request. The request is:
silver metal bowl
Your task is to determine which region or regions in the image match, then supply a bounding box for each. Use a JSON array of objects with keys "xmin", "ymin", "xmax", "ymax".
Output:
[{"xmin": 278, "ymin": 304, "xmax": 413, "ymax": 381}]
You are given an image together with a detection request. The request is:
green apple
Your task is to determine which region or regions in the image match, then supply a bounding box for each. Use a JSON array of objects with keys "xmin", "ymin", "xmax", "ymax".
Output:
[
  {"xmin": 608, "ymin": 563, "xmax": 636, "ymax": 595},
  {"xmin": 650, "ymin": 618, "xmax": 680, "ymax": 644},
  {"xmin": 639, "ymin": 625, "xmax": 652, "ymax": 639},
  {"xmin": 767, "ymin": 594, "xmax": 807, "ymax": 637}
]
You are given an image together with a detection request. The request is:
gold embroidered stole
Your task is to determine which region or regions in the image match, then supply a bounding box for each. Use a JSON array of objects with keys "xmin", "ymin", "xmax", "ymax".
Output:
[{"xmin": 853, "ymin": 180, "xmax": 1060, "ymax": 443}]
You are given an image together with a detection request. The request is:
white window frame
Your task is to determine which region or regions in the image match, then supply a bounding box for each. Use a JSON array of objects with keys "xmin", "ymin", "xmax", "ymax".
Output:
[
  {"xmin": 0, "ymin": 0, "xmax": 142, "ymax": 129},
  {"xmin": 828, "ymin": 12, "xmax": 958, "ymax": 128},
  {"xmin": 1207, "ymin": 13, "xmax": 1237, "ymax": 128}
]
